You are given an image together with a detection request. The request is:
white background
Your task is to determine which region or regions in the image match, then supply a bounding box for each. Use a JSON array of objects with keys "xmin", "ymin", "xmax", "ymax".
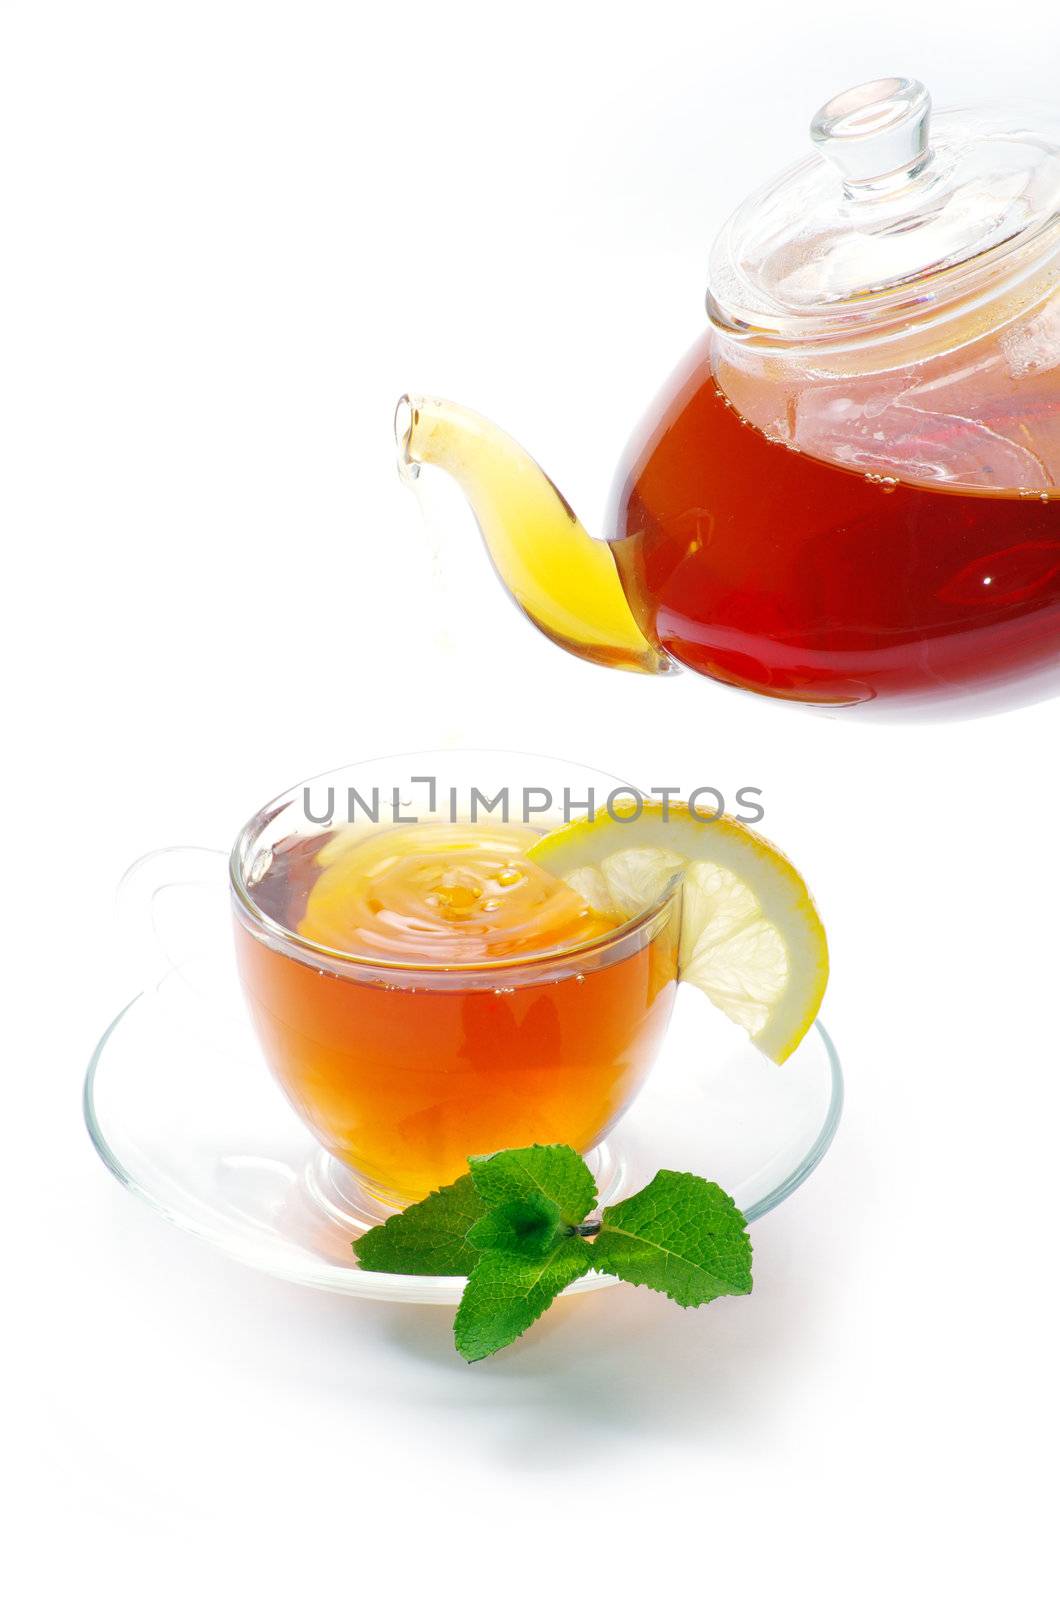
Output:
[{"xmin": 4, "ymin": 2, "xmax": 1059, "ymax": 1594}]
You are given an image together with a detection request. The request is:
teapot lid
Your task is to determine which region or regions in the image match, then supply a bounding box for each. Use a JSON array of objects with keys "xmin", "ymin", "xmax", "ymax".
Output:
[{"xmin": 708, "ymin": 78, "xmax": 1060, "ymax": 344}]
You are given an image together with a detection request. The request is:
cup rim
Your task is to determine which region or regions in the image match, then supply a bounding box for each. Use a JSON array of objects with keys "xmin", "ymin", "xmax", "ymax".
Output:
[{"xmin": 229, "ymin": 749, "xmax": 683, "ymax": 978}]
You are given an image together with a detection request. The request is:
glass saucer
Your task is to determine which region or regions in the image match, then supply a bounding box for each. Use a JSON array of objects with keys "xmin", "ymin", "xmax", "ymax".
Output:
[{"xmin": 84, "ymin": 949, "xmax": 843, "ymax": 1304}]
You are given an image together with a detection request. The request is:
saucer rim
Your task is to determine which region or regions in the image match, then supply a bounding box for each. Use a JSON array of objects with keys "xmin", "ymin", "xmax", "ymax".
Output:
[{"xmin": 84, "ymin": 994, "xmax": 843, "ymax": 1302}]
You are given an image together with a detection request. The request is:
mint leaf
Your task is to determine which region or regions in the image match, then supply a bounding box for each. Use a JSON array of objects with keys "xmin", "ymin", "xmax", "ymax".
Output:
[
  {"xmin": 354, "ymin": 1173, "xmax": 487, "ymax": 1276},
  {"xmin": 454, "ymin": 1236, "xmax": 593, "ymax": 1362},
  {"xmin": 468, "ymin": 1144, "xmax": 596, "ymax": 1225},
  {"xmin": 466, "ymin": 1196, "xmax": 561, "ymax": 1258},
  {"xmin": 593, "ymin": 1170, "xmax": 752, "ymax": 1307}
]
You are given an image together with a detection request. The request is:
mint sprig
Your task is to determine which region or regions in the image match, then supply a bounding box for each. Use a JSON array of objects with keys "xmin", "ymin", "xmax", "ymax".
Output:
[{"xmin": 354, "ymin": 1145, "xmax": 752, "ymax": 1361}]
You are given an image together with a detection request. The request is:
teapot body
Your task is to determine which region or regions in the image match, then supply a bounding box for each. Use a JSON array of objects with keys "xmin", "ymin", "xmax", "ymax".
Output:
[
  {"xmin": 401, "ymin": 80, "xmax": 1060, "ymax": 716},
  {"xmin": 608, "ymin": 286, "xmax": 1060, "ymax": 713}
]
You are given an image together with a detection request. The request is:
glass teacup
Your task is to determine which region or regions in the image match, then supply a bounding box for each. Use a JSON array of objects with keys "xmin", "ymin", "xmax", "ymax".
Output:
[{"xmin": 230, "ymin": 753, "xmax": 681, "ymax": 1205}]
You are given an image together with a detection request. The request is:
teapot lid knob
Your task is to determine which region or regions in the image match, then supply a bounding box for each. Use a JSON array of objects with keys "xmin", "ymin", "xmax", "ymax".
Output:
[{"xmin": 810, "ymin": 77, "xmax": 933, "ymax": 195}]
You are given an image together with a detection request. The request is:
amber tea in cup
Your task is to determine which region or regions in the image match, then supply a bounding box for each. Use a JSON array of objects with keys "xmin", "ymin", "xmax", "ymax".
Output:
[{"xmin": 231, "ymin": 757, "xmax": 679, "ymax": 1205}]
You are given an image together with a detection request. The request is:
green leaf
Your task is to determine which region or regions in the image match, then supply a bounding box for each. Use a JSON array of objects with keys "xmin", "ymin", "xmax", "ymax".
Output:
[
  {"xmin": 468, "ymin": 1144, "xmax": 597, "ymax": 1225},
  {"xmin": 454, "ymin": 1236, "xmax": 594, "ymax": 1362},
  {"xmin": 354, "ymin": 1173, "xmax": 488, "ymax": 1276},
  {"xmin": 466, "ymin": 1196, "xmax": 561, "ymax": 1259},
  {"xmin": 593, "ymin": 1170, "xmax": 752, "ymax": 1308}
]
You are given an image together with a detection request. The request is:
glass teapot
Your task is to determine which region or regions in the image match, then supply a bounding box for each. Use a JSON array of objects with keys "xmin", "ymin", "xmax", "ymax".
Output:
[{"xmin": 398, "ymin": 78, "xmax": 1060, "ymax": 714}]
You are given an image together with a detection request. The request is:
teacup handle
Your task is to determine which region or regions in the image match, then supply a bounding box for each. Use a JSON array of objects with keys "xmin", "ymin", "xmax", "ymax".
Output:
[{"xmin": 115, "ymin": 846, "xmax": 250, "ymax": 1047}]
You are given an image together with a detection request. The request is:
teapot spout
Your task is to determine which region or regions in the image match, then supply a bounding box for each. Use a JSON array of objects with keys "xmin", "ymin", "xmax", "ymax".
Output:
[{"xmin": 396, "ymin": 395, "xmax": 671, "ymax": 675}]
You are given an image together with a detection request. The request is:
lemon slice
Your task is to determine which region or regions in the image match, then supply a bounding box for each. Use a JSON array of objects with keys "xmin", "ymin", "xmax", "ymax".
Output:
[{"xmin": 528, "ymin": 803, "xmax": 828, "ymax": 1063}]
